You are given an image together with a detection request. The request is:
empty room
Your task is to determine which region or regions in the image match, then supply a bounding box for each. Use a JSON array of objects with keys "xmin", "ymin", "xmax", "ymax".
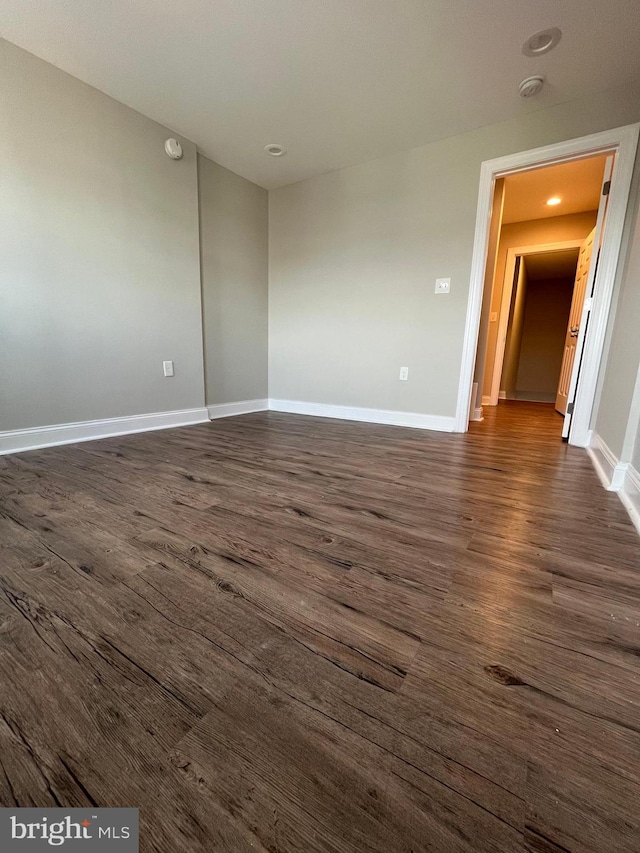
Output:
[{"xmin": 1, "ymin": 2, "xmax": 640, "ymax": 852}]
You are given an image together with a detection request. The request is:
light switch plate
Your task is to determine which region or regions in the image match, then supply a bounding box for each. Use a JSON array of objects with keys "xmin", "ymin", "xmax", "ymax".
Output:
[
  {"xmin": 163, "ymin": 360, "xmax": 174, "ymax": 377},
  {"xmin": 435, "ymin": 277, "xmax": 451, "ymax": 294}
]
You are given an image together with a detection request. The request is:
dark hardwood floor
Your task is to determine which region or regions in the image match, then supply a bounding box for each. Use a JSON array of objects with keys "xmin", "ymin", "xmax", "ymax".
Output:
[{"xmin": 1, "ymin": 401, "xmax": 639, "ymax": 851}]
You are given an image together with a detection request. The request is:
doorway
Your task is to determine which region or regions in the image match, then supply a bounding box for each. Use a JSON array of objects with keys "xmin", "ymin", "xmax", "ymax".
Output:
[
  {"xmin": 499, "ymin": 247, "xmax": 581, "ymax": 410},
  {"xmin": 476, "ymin": 155, "xmax": 607, "ymax": 437},
  {"xmin": 457, "ymin": 124, "xmax": 640, "ymax": 445},
  {"xmin": 485, "ymin": 242, "xmax": 586, "ymax": 409}
]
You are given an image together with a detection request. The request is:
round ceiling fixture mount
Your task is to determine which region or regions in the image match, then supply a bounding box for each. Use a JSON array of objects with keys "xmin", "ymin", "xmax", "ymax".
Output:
[
  {"xmin": 522, "ymin": 27, "xmax": 562, "ymax": 57},
  {"xmin": 518, "ymin": 75, "xmax": 545, "ymax": 98},
  {"xmin": 164, "ymin": 138, "xmax": 183, "ymax": 160},
  {"xmin": 264, "ymin": 143, "xmax": 286, "ymax": 157}
]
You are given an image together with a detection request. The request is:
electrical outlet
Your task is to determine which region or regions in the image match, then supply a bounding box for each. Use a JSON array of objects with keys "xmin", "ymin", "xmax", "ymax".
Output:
[
  {"xmin": 163, "ymin": 360, "xmax": 174, "ymax": 377},
  {"xmin": 399, "ymin": 366, "xmax": 409, "ymax": 381},
  {"xmin": 435, "ymin": 277, "xmax": 451, "ymax": 294}
]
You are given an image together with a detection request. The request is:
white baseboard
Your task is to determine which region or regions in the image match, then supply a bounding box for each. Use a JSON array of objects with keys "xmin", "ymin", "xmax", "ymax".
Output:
[
  {"xmin": 481, "ymin": 395, "xmax": 494, "ymax": 407},
  {"xmin": 588, "ymin": 432, "xmax": 639, "ymax": 536},
  {"xmin": 207, "ymin": 399, "xmax": 268, "ymax": 419},
  {"xmin": 0, "ymin": 396, "xmax": 455, "ymax": 454},
  {"xmin": 620, "ymin": 464, "xmax": 640, "ymax": 536},
  {"xmin": 268, "ymin": 399, "xmax": 456, "ymax": 432},
  {"xmin": 587, "ymin": 432, "xmax": 629, "ymax": 491},
  {"xmin": 0, "ymin": 407, "xmax": 209, "ymax": 456},
  {"xmin": 470, "ymin": 407, "xmax": 484, "ymax": 422}
]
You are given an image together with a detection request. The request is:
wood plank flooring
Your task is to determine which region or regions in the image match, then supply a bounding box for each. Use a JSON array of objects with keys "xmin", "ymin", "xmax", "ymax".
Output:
[{"xmin": 1, "ymin": 401, "xmax": 639, "ymax": 851}]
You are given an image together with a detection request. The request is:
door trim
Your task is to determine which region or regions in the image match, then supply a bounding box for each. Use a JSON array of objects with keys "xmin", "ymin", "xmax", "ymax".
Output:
[
  {"xmin": 455, "ymin": 123, "xmax": 640, "ymax": 445},
  {"xmin": 561, "ymin": 157, "xmax": 613, "ymax": 438},
  {"xmin": 487, "ymin": 240, "xmax": 584, "ymax": 407}
]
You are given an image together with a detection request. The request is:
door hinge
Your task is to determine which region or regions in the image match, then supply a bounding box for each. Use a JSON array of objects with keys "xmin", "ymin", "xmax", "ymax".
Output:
[
  {"xmin": 567, "ymin": 402, "xmax": 574, "ymax": 415},
  {"xmin": 603, "ymin": 180, "xmax": 611, "ymax": 196}
]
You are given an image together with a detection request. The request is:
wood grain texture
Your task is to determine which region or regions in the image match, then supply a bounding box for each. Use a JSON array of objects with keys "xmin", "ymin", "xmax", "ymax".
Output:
[{"xmin": 1, "ymin": 401, "xmax": 639, "ymax": 851}]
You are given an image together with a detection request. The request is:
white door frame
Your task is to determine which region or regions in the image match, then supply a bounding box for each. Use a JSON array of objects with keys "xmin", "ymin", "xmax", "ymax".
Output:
[
  {"xmin": 487, "ymin": 240, "xmax": 584, "ymax": 406},
  {"xmin": 455, "ymin": 123, "xmax": 640, "ymax": 445}
]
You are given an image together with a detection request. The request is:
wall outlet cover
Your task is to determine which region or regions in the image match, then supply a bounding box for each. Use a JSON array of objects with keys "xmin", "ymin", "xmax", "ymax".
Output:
[{"xmin": 435, "ymin": 277, "xmax": 451, "ymax": 294}]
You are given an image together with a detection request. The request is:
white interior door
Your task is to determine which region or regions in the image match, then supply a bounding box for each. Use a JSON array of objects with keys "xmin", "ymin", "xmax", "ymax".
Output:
[
  {"xmin": 561, "ymin": 154, "xmax": 614, "ymax": 439},
  {"xmin": 555, "ymin": 229, "xmax": 595, "ymax": 414}
]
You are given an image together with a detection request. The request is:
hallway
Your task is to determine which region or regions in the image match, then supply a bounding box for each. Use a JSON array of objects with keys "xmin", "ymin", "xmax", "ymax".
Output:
[{"xmin": 0, "ymin": 406, "xmax": 639, "ymax": 851}]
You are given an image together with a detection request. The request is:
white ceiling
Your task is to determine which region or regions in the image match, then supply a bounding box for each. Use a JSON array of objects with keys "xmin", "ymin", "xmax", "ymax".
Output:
[
  {"xmin": 524, "ymin": 248, "xmax": 580, "ymax": 280},
  {"xmin": 502, "ymin": 155, "xmax": 606, "ymax": 224},
  {"xmin": 1, "ymin": 1, "xmax": 639, "ymax": 189}
]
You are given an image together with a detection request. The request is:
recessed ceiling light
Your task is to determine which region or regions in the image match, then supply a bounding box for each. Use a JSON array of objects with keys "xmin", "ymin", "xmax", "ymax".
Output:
[
  {"xmin": 522, "ymin": 27, "xmax": 562, "ymax": 57},
  {"xmin": 264, "ymin": 143, "xmax": 286, "ymax": 157},
  {"xmin": 547, "ymin": 197, "xmax": 562, "ymax": 206}
]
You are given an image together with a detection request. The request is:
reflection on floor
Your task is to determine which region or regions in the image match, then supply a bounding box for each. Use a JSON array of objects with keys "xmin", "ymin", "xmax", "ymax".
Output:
[
  {"xmin": 0, "ymin": 405, "xmax": 639, "ymax": 851},
  {"xmin": 480, "ymin": 399, "xmax": 565, "ymax": 439}
]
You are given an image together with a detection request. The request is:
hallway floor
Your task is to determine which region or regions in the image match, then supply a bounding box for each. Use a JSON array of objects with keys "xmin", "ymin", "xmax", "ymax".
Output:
[{"xmin": 0, "ymin": 404, "xmax": 639, "ymax": 851}]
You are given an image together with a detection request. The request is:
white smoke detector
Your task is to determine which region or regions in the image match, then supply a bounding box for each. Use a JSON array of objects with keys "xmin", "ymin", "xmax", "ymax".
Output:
[
  {"xmin": 518, "ymin": 75, "xmax": 545, "ymax": 98},
  {"xmin": 164, "ymin": 138, "xmax": 183, "ymax": 160}
]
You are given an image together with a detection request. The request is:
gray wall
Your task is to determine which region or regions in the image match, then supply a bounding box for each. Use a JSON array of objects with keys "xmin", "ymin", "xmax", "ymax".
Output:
[
  {"xmin": 198, "ymin": 155, "xmax": 268, "ymax": 405},
  {"xmin": 633, "ymin": 396, "xmax": 640, "ymax": 471},
  {"xmin": 0, "ymin": 39, "xmax": 205, "ymax": 431},
  {"xmin": 501, "ymin": 260, "xmax": 527, "ymax": 400},
  {"xmin": 269, "ymin": 80, "xmax": 640, "ymax": 417},
  {"xmin": 596, "ymin": 185, "xmax": 640, "ymax": 463},
  {"xmin": 515, "ymin": 276, "xmax": 574, "ymax": 401},
  {"xmin": 630, "ymin": 363, "xmax": 640, "ymax": 472}
]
